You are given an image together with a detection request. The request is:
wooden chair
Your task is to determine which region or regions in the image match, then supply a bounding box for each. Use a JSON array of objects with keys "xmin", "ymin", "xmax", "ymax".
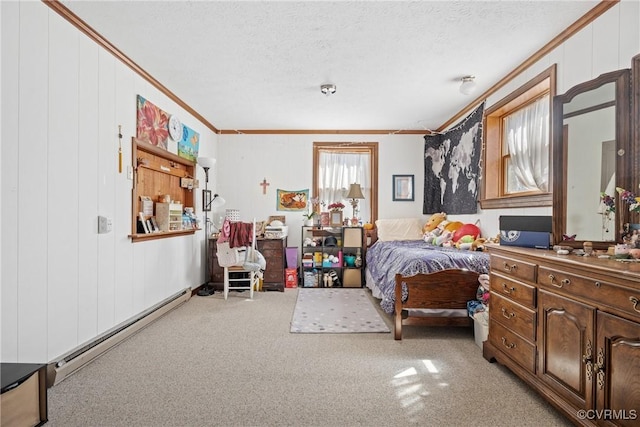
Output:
[{"xmin": 223, "ymin": 219, "xmax": 260, "ymax": 300}]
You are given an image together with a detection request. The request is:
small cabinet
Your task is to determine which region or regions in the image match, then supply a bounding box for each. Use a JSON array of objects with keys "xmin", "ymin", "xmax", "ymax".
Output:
[
  {"xmin": 257, "ymin": 237, "xmax": 287, "ymax": 292},
  {"xmin": 300, "ymin": 226, "xmax": 364, "ymax": 288},
  {"xmin": 155, "ymin": 203, "xmax": 183, "ymax": 231}
]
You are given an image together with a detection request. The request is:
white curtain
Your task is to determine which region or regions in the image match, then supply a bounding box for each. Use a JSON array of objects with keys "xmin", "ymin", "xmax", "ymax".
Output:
[
  {"xmin": 504, "ymin": 95, "xmax": 549, "ymax": 192},
  {"xmin": 318, "ymin": 151, "xmax": 371, "ymax": 223}
]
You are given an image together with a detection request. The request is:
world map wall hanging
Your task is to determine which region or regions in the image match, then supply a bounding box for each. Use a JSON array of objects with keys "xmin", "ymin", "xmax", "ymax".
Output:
[{"xmin": 423, "ymin": 102, "xmax": 484, "ymax": 215}]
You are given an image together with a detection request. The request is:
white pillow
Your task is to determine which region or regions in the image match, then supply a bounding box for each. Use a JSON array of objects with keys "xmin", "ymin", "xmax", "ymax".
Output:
[{"xmin": 375, "ymin": 218, "xmax": 424, "ymax": 241}]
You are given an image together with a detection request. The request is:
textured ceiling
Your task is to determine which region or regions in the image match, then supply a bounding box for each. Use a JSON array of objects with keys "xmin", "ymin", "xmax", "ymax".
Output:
[{"xmin": 60, "ymin": 0, "xmax": 601, "ymax": 132}]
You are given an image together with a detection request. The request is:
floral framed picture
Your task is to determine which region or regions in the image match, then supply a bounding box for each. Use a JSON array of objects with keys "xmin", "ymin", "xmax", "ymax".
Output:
[{"xmin": 393, "ymin": 174, "xmax": 414, "ymax": 201}]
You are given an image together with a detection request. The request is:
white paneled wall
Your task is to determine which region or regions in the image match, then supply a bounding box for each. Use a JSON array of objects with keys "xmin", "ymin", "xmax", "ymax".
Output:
[
  {"xmin": 1, "ymin": 0, "xmax": 638, "ymax": 364},
  {"xmin": 1, "ymin": 2, "xmax": 218, "ymax": 363}
]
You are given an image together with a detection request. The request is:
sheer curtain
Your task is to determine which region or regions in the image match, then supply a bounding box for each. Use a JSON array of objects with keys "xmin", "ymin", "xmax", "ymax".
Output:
[
  {"xmin": 318, "ymin": 151, "xmax": 371, "ymax": 223},
  {"xmin": 504, "ymin": 95, "xmax": 549, "ymax": 192}
]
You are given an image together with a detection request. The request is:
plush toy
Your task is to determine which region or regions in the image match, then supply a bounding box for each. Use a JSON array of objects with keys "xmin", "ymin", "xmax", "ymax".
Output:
[
  {"xmin": 434, "ymin": 230, "xmax": 454, "ymax": 246},
  {"xmin": 423, "ymin": 212, "xmax": 447, "ymax": 234},
  {"xmin": 467, "ymin": 273, "xmax": 490, "ymax": 317},
  {"xmin": 452, "ymin": 222, "xmax": 481, "ymax": 243},
  {"xmin": 455, "ymin": 235, "xmax": 476, "ymax": 250}
]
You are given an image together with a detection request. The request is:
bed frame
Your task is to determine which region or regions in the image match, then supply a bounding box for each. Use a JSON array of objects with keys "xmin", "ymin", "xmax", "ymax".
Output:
[{"xmin": 393, "ymin": 270, "xmax": 480, "ymax": 340}]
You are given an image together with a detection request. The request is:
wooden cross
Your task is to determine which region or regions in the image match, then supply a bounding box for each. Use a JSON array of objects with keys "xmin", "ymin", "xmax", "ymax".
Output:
[{"xmin": 260, "ymin": 178, "xmax": 270, "ymax": 194}]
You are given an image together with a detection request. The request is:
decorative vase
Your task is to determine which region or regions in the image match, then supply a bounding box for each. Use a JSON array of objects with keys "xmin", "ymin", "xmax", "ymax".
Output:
[{"xmin": 304, "ymin": 219, "xmax": 314, "ymax": 227}]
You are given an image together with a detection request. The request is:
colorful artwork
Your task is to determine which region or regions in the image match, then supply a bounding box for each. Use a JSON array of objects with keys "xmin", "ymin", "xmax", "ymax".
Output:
[
  {"xmin": 136, "ymin": 95, "xmax": 169, "ymax": 150},
  {"xmin": 178, "ymin": 124, "xmax": 200, "ymax": 162},
  {"xmin": 276, "ymin": 189, "xmax": 309, "ymax": 211}
]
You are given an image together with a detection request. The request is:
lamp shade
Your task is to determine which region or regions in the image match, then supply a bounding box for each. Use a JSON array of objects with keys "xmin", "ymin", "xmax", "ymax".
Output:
[
  {"xmin": 197, "ymin": 157, "xmax": 216, "ymax": 169},
  {"xmin": 346, "ymin": 183, "xmax": 365, "ymax": 199},
  {"xmin": 210, "ymin": 194, "xmax": 226, "ymax": 209}
]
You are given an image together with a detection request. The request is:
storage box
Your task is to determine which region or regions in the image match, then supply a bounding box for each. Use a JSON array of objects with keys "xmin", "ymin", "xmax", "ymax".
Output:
[
  {"xmin": 499, "ymin": 215, "xmax": 552, "ymax": 249},
  {"xmin": 264, "ymin": 225, "xmax": 288, "ymax": 239},
  {"xmin": 285, "ymin": 268, "xmax": 297, "ymax": 288},
  {"xmin": 473, "ymin": 315, "xmax": 489, "ymax": 348},
  {"xmin": 342, "ymin": 269, "xmax": 362, "ymax": 288}
]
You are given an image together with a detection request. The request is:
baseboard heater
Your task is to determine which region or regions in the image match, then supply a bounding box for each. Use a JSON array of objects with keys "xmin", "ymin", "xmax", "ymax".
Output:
[{"xmin": 49, "ymin": 288, "xmax": 191, "ymax": 387}]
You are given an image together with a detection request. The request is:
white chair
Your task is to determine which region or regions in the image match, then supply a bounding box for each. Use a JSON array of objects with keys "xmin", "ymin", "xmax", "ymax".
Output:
[{"xmin": 223, "ymin": 219, "xmax": 260, "ymax": 300}]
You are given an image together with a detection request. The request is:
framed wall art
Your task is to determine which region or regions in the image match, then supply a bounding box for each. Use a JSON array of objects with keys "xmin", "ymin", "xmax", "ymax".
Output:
[
  {"xmin": 393, "ymin": 175, "xmax": 414, "ymax": 201},
  {"xmin": 330, "ymin": 211, "xmax": 343, "ymax": 227}
]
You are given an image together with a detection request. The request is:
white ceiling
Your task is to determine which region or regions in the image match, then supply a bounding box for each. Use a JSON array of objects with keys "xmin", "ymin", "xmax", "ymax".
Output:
[{"xmin": 60, "ymin": 0, "xmax": 601, "ymax": 132}]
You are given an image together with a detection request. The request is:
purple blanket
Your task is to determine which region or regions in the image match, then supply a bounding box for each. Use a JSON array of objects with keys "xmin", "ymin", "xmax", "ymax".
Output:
[{"xmin": 366, "ymin": 240, "xmax": 490, "ymax": 314}]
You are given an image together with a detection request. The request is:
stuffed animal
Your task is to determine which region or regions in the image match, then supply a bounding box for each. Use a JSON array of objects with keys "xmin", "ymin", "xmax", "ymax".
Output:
[
  {"xmin": 434, "ymin": 230, "xmax": 454, "ymax": 246},
  {"xmin": 423, "ymin": 212, "xmax": 447, "ymax": 234},
  {"xmin": 467, "ymin": 273, "xmax": 490, "ymax": 317},
  {"xmin": 452, "ymin": 222, "xmax": 481, "ymax": 243},
  {"xmin": 455, "ymin": 235, "xmax": 476, "ymax": 249}
]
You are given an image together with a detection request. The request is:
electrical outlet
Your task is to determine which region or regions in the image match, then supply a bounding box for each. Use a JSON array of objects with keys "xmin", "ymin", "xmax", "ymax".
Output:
[{"xmin": 98, "ymin": 216, "xmax": 112, "ymax": 234}]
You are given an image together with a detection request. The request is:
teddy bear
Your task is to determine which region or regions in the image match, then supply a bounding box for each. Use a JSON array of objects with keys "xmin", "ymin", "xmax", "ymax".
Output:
[{"xmin": 422, "ymin": 212, "xmax": 447, "ymax": 234}]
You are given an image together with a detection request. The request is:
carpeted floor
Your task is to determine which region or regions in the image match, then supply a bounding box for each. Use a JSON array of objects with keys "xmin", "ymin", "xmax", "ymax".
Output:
[
  {"xmin": 290, "ymin": 288, "xmax": 390, "ymax": 333},
  {"xmin": 46, "ymin": 288, "xmax": 572, "ymax": 426}
]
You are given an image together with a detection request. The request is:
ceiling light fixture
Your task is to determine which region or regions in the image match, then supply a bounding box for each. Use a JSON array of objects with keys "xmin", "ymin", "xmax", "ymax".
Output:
[
  {"xmin": 320, "ymin": 84, "xmax": 337, "ymax": 96},
  {"xmin": 459, "ymin": 76, "xmax": 477, "ymax": 95}
]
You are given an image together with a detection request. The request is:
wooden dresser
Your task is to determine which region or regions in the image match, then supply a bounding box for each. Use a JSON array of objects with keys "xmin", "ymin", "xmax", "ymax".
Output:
[
  {"xmin": 208, "ymin": 237, "xmax": 287, "ymax": 292},
  {"xmin": 484, "ymin": 245, "xmax": 640, "ymax": 426}
]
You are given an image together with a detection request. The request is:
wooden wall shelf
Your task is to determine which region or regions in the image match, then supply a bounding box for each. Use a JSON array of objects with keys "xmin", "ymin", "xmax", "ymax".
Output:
[
  {"xmin": 130, "ymin": 138, "xmax": 196, "ymax": 242},
  {"xmin": 129, "ymin": 229, "xmax": 198, "ymax": 242}
]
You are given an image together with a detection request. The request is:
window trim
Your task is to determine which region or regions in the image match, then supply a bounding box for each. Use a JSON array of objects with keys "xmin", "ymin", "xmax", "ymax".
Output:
[
  {"xmin": 312, "ymin": 142, "xmax": 379, "ymax": 224},
  {"xmin": 481, "ymin": 64, "xmax": 556, "ymax": 209}
]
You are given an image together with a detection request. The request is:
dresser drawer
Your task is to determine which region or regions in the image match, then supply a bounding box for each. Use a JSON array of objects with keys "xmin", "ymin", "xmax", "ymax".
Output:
[
  {"xmin": 490, "ymin": 254, "xmax": 537, "ymax": 282},
  {"xmin": 538, "ymin": 266, "xmax": 640, "ymax": 321},
  {"xmin": 490, "ymin": 292, "xmax": 537, "ymax": 342},
  {"xmin": 490, "ymin": 272, "xmax": 536, "ymax": 308},
  {"xmin": 489, "ymin": 320, "xmax": 536, "ymax": 373}
]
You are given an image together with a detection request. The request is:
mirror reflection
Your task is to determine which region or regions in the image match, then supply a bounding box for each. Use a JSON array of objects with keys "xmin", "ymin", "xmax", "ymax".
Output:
[
  {"xmin": 552, "ymin": 68, "xmax": 631, "ymax": 248},
  {"xmin": 564, "ymin": 82, "xmax": 616, "ymax": 241}
]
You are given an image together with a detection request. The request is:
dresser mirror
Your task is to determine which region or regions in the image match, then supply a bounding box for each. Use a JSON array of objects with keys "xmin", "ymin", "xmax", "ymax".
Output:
[{"xmin": 552, "ymin": 68, "xmax": 631, "ymax": 248}]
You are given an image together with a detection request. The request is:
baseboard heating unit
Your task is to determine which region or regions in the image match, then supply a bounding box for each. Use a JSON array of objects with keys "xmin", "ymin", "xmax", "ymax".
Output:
[{"xmin": 49, "ymin": 288, "xmax": 191, "ymax": 386}]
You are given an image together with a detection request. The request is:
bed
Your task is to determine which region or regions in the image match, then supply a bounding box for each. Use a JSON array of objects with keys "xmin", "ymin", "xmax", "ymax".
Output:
[{"xmin": 365, "ymin": 218, "xmax": 490, "ymax": 340}]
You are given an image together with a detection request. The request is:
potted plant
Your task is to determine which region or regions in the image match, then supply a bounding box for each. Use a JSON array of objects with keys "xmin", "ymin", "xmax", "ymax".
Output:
[{"xmin": 303, "ymin": 211, "xmax": 317, "ymax": 226}]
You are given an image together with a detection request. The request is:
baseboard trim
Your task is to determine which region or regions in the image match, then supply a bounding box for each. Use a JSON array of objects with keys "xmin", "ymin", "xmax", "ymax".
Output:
[{"xmin": 49, "ymin": 288, "xmax": 191, "ymax": 386}]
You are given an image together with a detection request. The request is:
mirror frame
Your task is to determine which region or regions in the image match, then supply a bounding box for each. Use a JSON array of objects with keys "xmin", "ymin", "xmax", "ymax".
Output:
[{"xmin": 552, "ymin": 68, "xmax": 631, "ymax": 249}]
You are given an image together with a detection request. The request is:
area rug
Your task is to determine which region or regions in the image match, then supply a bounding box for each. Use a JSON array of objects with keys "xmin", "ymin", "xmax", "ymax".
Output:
[{"xmin": 290, "ymin": 288, "xmax": 390, "ymax": 333}]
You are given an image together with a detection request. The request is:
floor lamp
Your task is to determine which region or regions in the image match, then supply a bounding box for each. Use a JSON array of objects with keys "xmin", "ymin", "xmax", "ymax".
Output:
[{"xmin": 197, "ymin": 157, "xmax": 226, "ymax": 296}]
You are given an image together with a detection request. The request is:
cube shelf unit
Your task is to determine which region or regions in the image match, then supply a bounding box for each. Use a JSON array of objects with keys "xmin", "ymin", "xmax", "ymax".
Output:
[
  {"xmin": 300, "ymin": 226, "xmax": 364, "ymax": 288},
  {"xmin": 130, "ymin": 138, "xmax": 196, "ymax": 242}
]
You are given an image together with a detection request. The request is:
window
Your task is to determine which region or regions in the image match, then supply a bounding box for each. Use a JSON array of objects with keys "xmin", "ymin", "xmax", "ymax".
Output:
[
  {"xmin": 481, "ymin": 65, "xmax": 556, "ymax": 209},
  {"xmin": 312, "ymin": 142, "xmax": 378, "ymax": 224}
]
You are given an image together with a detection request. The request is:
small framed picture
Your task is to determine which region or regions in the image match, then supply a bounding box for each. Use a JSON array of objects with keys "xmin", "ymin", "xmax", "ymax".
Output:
[
  {"xmin": 320, "ymin": 212, "xmax": 330, "ymax": 226},
  {"xmin": 392, "ymin": 174, "xmax": 414, "ymax": 201},
  {"xmin": 330, "ymin": 211, "xmax": 343, "ymax": 227},
  {"xmin": 202, "ymin": 190, "xmax": 212, "ymax": 212}
]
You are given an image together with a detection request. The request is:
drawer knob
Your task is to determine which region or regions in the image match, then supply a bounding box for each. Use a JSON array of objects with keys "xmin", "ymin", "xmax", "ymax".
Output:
[
  {"xmin": 502, "ymin": 283, "xmax": 516, "ymax": 294},
  {"xmin": 501, "ymin": 308, "xmax": 516, "ymax": 319},
  {"xmin": 503, "ymin": 262, "xmax": 518, "ymax": 273},
  {"xmin": 501, "ymin": 337, "xmax": 517, "ymax": 349},
  {"xmin": 630, "ymin": 296, "xmax": 640, "ymax": 313}
]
